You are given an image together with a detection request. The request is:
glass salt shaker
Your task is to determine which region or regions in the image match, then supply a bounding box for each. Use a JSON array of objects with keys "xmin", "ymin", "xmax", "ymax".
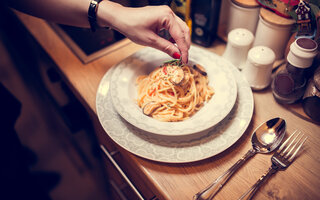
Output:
[{"xmin": 272, "ymin": 37, "xmax": 318, "ymax": 104}]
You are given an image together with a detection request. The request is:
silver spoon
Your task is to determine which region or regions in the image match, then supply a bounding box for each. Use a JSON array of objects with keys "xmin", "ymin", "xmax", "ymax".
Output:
[{"xmin": 193, "ymin": 117, "xmax": 286, "ymax": 200}]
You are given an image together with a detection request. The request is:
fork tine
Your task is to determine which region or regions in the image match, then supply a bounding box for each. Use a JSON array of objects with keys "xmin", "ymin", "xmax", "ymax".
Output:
[
  {"xmin": 278, "ymin": 130, "xmax": 297, "ymax": 152},
  {"xmin": 285, "ymin": 133, "xmax": 304, "ymax": 158},
  {"xmin": 288, "ymin": 136, "xmax": 308, "ymax": 162},
  {"xmin": 278, "ymin": 130, "xmax": 299, "ymax": 154}
]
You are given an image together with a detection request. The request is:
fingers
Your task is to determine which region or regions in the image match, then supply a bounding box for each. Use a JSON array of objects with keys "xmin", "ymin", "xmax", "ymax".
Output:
[
  {"xmin": 174, "ymin": 14, "xmax": 191, "ymax": 49},
  {"xmin": 147, "ymin": 32, "xmax": 182, "ymax": 60},
  {"xmin": 115, "ymin": 5, "xmax": 190, "ymax": 63},
  {"xmin": 161, "ymin": 8, "xmax": 190, "ymax": 63},
  {"xmin": 173, "ymin": 15, "xmax": 190, "ymax": 63}
]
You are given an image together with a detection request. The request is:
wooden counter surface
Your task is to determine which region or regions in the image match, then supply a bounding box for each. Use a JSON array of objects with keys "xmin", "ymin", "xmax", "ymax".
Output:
[{"xmin": 15, "ymin": 10, "xmax": 320, "ymax": 200}]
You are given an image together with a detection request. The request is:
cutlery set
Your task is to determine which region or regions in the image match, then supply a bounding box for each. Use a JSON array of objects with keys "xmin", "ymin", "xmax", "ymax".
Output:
[{"xmin": 194, "ymin": 118, "xmax": 308, "ymax": 200}]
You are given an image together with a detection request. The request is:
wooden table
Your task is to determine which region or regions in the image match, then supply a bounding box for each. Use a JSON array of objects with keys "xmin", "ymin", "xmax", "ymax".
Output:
[{"xmin": 15, "ymin": 10, "xmax": 320, "ymax": 200}]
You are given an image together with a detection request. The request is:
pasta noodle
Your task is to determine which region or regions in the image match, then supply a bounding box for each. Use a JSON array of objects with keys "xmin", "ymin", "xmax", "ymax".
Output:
[{"xmin": 136, "ymin": 60, "xmax": 214, "ymax": 122}]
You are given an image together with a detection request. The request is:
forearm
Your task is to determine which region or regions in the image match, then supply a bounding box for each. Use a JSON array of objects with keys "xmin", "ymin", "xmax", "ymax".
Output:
[
  {"xmin": 8, "ymin": 0, "xmax": 120, "ymax": 28},
  {"xmin": 7, "ymin": 0, "xmax": 190, "ymax": 63}
]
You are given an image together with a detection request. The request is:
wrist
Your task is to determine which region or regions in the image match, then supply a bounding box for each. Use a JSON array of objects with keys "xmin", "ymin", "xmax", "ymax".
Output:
[
  {"xmin": 88, "ymin": 0, "xmax": 103, "ymax": 32},
  {"xmin": 96, "ymin": 1, "xmax": 123, "ymax": 29}
]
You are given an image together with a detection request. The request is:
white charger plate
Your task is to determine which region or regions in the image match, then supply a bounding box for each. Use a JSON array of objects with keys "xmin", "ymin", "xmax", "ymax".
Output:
[
  {"xmin": 96, "ymin": 46, "xmax": 254, "ymax": 163},
  {"xmin": 109, "ymin": 46, "xmax": 237, "ymax": 136}
]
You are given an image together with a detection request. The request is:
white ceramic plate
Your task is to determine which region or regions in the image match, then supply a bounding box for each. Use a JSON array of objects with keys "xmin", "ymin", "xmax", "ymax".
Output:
[
  {"xmin": 109, "ymin": 46, "xmax": 237, "ymax": 136},
  {"xmin": 96, "ymin": 46, "xmax": 254, "ymax": 163}
]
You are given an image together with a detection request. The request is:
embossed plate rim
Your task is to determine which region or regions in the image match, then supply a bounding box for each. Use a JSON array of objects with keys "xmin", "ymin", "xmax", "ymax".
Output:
[{"xmin": 96, "ymin": 46, "xmax": 254, "ymax": 163}]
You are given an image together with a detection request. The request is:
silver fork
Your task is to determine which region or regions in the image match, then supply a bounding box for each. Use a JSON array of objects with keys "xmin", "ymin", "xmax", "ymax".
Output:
[{"xmin": 239, "ymin": 130, "xmax": 307, "ymax": 200}]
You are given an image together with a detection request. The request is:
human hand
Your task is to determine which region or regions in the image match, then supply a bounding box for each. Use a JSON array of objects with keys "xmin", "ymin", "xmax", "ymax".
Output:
[{"xmin": 102, "ymin": 4, "xmax": 190, "ymax": 63}]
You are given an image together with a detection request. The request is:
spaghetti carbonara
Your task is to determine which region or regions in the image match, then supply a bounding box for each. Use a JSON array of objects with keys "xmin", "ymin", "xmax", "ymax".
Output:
[{"xmin": 136, "ymin": 60, "xmax": 214, "ymax": 122}]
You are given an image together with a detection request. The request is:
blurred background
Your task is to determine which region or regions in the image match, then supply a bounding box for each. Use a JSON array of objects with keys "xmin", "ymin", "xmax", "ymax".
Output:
[{"xmin": 1, "ymin": 0, "xmax": 319, "ymax": 200}]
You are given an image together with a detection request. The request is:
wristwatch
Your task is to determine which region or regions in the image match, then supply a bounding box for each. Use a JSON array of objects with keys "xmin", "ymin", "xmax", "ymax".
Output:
[{"xmin": 88, "ymin": 0, "xmax": 102, "ymax": 32}]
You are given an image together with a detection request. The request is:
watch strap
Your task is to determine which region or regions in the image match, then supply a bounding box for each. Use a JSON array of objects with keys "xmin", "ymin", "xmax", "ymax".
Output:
[{"xmin": 88, "ymin": 0, "xmax": 102, "ymax": 32}]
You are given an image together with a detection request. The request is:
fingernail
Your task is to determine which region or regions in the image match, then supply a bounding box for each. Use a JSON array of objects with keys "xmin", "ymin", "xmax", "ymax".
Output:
[{"xmin": 173, "ymin": 52, "xmax": 181, "ymax": 59}]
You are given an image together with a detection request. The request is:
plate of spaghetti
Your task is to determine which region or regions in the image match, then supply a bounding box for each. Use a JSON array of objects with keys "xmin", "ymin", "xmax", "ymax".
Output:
[
  {"xmin": 109, "ymin": 46, "xmax": 237, "ymax": 136},
  {"xmin": 136, "ymin": 59, "xmax": 214, "ymax": 122}
]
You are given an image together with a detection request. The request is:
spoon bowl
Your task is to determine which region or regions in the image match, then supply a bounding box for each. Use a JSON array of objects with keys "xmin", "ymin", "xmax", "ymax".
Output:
[
  {"xmin": 193, "ymin": 117, "xmax": 286, "ymax": 200},
  {"xmin": 252, "ymin": 117, "xmax": 286, "ymax": 153}
]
